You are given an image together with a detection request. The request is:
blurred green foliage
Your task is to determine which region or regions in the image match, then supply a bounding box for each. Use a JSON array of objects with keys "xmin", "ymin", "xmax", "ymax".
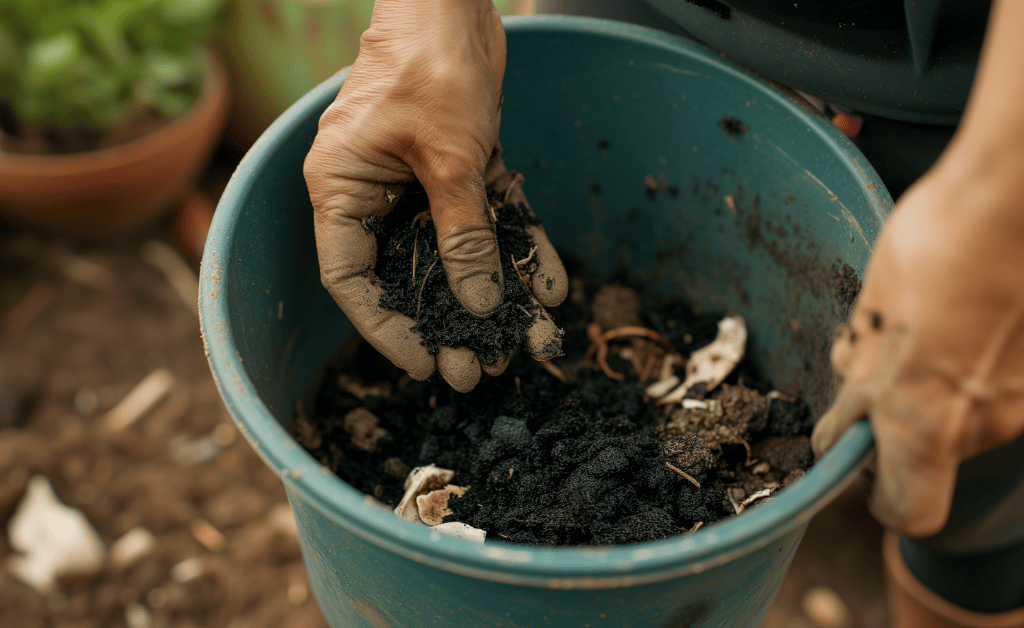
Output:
[{"xmin": 0, "ymin": 0, "xmax": 225, "ymax": 132}]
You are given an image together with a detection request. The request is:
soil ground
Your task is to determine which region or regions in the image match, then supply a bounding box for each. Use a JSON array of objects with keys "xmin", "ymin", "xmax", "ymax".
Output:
[{"xmin": 0, "ymin": 142, "xmax": 887, "ymax": 627}]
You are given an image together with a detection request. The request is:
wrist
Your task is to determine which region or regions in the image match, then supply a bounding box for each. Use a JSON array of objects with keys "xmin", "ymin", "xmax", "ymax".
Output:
[
  {"xmin": 922, "ymin": 132, "xmax": 1024, "ymax": 221},
  {"xmin": 369, "ymin": 0, "xmax": 496, "ymax": 22}
]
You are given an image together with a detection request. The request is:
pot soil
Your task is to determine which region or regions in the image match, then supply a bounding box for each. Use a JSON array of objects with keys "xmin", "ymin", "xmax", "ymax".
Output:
[{"xmin": 291, "ymin": 169, "xmax": 815, "ymax": 547}]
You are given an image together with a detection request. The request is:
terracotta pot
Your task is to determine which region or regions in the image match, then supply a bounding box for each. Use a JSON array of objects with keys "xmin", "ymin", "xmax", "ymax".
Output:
[{"xmin": 0, "ymin": 48, "xmax": 230, "ymax": 240}]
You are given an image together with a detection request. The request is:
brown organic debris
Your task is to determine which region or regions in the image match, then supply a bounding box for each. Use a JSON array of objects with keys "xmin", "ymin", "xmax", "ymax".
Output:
[
  {"xmin": 343, "ymin": 408, "xmax": 387, "ymax": 453},
  {"xmin": 290, "ymin": 402, "xmax": 322, "ymax": 450},
  {"xmin": 337, "ymin": 374, "xmax": 391, "ymax": 400}
]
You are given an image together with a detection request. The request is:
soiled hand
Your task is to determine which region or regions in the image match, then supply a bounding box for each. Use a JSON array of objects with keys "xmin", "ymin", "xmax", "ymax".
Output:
[
  {"xmin": 812, "ymin": 171, "xmax": 1024, "ymax": 537},
  {"xmin": 303, "ymin": 0, "xmax": 566, "ymax": 393}
]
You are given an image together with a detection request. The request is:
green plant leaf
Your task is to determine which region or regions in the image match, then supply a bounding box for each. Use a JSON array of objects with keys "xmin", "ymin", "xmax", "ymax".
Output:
[
  {"xmin": 142, "ymin": 49, "xmax": 192, "ymax": 88},
  {"xmin": 0, "ymin": 22, "xmax": 19, "ymax": 74},
  {"xmin": 25, "ymin": 30, "xmax": 83, "ymax": 89}
]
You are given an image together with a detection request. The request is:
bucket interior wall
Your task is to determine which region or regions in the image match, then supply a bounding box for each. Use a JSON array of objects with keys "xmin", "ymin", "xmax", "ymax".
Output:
[{"xmin": 221, "ymin": 26, "xmax": 888, "ymax": 428}]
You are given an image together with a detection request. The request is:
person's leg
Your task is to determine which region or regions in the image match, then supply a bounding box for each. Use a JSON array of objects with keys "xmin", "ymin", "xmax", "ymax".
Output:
[{"xmin": 887, "ymin": 432, "xmax": 1024, "ymax": 626}]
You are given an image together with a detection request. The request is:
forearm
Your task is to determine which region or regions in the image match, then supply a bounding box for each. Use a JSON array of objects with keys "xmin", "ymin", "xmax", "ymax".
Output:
[{"xmin": 930, "ymin": 0, "xmax": 1024, "ymax": 203}]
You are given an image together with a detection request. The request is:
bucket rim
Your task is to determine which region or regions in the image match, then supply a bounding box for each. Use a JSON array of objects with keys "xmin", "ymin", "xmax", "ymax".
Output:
[{"xmin": 200, "ymin": 14, "xmax": 885, "ymax": 589}]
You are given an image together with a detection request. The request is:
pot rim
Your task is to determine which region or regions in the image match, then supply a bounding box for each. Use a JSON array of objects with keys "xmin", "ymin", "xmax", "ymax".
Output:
[
  {"xmin": 200, "ymin": 15, "xmax": 885, "ymax": 589},
  {"xmin": 0, "ymin": 46, "xmax": 229, "ymax": 175}
]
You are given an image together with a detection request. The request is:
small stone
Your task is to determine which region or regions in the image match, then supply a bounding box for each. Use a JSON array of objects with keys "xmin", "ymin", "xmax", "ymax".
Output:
[
  {"xmin": 171, "ymin": 557, "xmax": 204, "ymax": 583},
  {"xmin": 267, "ymin": 503, "xmax": 298, "ymax": 539},
  {"xmin": 211, "ymin": 423, "xmax": 236, "ymax": 447},
  {"xmin": 728, "ymin": 487, "xmax": 746, "ymax": 502},
  {"xmin": 110, "ymin": 527, "xmax": 156, "ymax": 569},
  {"xmin": 189, "ymin": 518, "xmax": 225, "ymax": 552},
  {"xmin": 783, "ymin": 468, "xmax": 807, "ymax": 487},
  {"xmin": 125, "ymin": 603, "xmax": 152, "ymax": 628},
  {"xmin": 73, "ymin": 388, "xmax": 100, "ymax": 415},
  {"xmin": 287, "ymin": 581, "xmax": 308, "ymax": 606},
  {"xmin": 802, "ymin": 585, "xmax": 851, "ymax": 628},
  {"xmin": 146, "ymin": 588, "xmax": 169, "ymax": 609},
  {"xmin": 167, "ymin": 433, "xmax": 220, "ymax": 466},
  {"xmin": 752, "ymin": 461, "xmax": 771, "ymax": 475},
  {"xmin": 383, "ymin": 457, "xmax": 410, "ymax": 480}
]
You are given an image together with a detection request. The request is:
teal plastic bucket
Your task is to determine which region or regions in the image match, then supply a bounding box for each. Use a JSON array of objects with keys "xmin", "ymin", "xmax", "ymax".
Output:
[{"xmin": 201, "ymin": 16, "xmax": 891, "ymax": 628}]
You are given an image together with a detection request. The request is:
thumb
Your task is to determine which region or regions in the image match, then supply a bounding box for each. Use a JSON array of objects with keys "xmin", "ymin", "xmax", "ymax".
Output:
[
  {"xmin": 419, "ymin": 156, "xmax": 504, "ymax": 318},
  {"xmin": 869, "ymin": 409, "xmax": 959, "ymax": 537},
  {"xmin": 812, "ymin": 381, "xmax": 870, "ymax": 457}
]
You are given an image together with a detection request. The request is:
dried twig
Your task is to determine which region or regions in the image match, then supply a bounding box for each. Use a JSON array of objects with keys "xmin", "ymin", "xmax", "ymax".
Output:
[
  {"xmin": 639, "ymin": 354, "xmax": 658, "ymax": 384},
  {"xmin": 516, "ymin": 303, "xmax": 533, "ymax": 318},
  {"xmin": 665, "ymin": 462, "xmax": 701, "ymax": 488},
  {"xmin": 415, "ymin": 258, "xmax": 439, "ymax": 323},
  {"xmin": 103, "ymin": 369, "xmax": 176, "ymax": 432},
  {"xmin": 514, "ymin": 376, "xmax": 522, "ymax": 396},
  {"xmin": 514, "ymin": 246, "xmax": 538, "ymax": 268},
  {"xmin": 596, "ymin": 326, "xmax": 672, "ymax": 347},
  {"xmin": 413, "ymin": 210, "xmax": 432, "ymax": 228},
  {"xmin": 539, "ymin": 360, "xmax": 569, "ymax": 384},
  {"xmin": 687, "ymin": 521, "xmax": 704, "ymax": 534},
  {"xmin": 596, "ymin": 343, "xmax": 625, "ymax": 381},
  {"xmin": 411, "ymin": 233, "xmax": 419, "ymax": 285},
  {"xmin": 503, "ymin": 172, "xmax": 525, "ymax": 204},
  {"xmin": 739, "ymin": 439, "xmax": 755, "ymax": 466},
  {"xmin": 511, "ymin": 254, "xmax": 531, "ymax": 290},
  {"xmin": 584, "ymin": 326, "xmax": 673, "ymax": 360}
]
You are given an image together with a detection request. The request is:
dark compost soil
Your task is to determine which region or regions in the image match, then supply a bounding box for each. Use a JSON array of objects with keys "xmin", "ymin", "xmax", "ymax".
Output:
[
  {"xmin": 294, "ymin": 278, "xmax": 815, "ymax": 547},
  {"xmin": 367, "ymin": 181, "xmax": 551, "ymax": 367}
]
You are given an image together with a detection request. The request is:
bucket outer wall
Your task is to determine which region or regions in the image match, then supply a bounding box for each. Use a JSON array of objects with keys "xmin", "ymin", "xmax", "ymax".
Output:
[{"xmin": 200, "ymin": 16, "xmax": 889, "ymax": 628}]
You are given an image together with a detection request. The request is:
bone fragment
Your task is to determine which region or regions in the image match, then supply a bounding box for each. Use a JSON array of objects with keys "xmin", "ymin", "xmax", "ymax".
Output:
[
  {"xmin": 433, "ymin": 522, "xmax": 487, "ymax": 543},
  {"xmin": 416, "ymin": 485, "xmax": 469, "ymax": 526},
  {"xmin": 394, "ymin": 465, "xmax": 455, "ymax": 522},
  {"xmin": 658, "ymin": 315, "xmax": 746, "ymax": 405}
]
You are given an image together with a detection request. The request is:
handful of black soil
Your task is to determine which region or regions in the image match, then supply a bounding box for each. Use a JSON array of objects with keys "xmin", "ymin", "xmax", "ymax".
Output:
[
  {"xmin": 367, "ymin": 181, "xmax": 548, "ymax": 367},
  {"xmin": 293, "ymin": 281, "xmax": 816, "ymax": 546}
]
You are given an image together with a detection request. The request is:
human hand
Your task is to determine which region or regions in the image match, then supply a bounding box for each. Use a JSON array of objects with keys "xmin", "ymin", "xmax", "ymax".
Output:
[
  {"xmin": 303, "ymin": 0, "xmax": 567, "ymax": 392},
  {"xmin": 811, "ymin": 170, "xmax": 1024, "ymax": 537}
]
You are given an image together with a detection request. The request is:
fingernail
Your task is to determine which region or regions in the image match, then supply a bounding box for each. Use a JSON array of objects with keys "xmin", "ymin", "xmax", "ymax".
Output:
[{"xmin": 456, "ymin": 272, "xmax": 503, "ymax": 318}]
